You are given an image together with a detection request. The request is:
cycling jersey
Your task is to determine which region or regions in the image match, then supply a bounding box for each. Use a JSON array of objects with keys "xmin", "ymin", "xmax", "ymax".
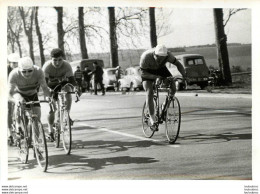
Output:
[
  {"xmin": 140, "ymin": 48, "xmax": 177, "ymax": 70},
  {"xmin": 8, "ymin": 66, "xmax": 46, "ymax": 96},
  {"xmin": 42, "ymin": 60, "xmax": 74, "ymax": 87}
]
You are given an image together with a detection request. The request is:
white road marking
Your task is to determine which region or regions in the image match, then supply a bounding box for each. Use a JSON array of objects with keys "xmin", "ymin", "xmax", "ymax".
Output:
[{"xmin": 77, "ymin": 123, "xmax": 180, "ymax": 148}]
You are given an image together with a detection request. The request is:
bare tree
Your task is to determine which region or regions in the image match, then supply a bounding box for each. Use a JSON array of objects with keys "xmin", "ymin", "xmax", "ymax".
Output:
[
  {"xmin": 7, "ymin": 7, "xmax": 23, "ymax": 56},
  {"xmin": 19, "ymin": 7, "xmax": 35, "ymax": 61},
  {"xmin": 213, "ymin": 8, "xmax": 246, "ymax": 86},
  {"xmin": 54, "ymin": 7, "xmax": 65, "ymax": 58},
  {"xmin": 213, "ymin": 8, "xmax": 232, "ymax": 86},
  {"xmin": 149, "ymin": 7, "xmax": 157, "ymax": 48},
  {"xmin": 108, "ymin": 7, "xmax": 119, "ymax": 68},
  {"xmin": 78, "ymin": 7, "xmax": 88, "ymax": 59},
  {"xmin": 35, "ymin": 7, "xmax": 45, "ymax": 66}
]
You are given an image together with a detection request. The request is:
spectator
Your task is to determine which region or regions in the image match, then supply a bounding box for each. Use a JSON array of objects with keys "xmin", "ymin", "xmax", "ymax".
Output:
[
  {"xmin": 89, "ymin": 62, "xmax": 105, "ymax": 95},
  {"xmin": 74, "ymin": 66, "xmax": 83, "ymax": 92},
  {"xmin": 83, "ymin": 66, "xmax": 92, "ymax": 92}
]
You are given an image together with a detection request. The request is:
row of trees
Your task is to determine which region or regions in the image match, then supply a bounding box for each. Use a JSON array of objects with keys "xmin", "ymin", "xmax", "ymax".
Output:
[{"xmin": 7, "ymin": 7, "xmax": 245, "ymax": 86}]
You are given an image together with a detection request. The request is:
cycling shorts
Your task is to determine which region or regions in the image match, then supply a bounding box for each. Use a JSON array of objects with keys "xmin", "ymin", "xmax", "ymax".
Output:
[
  {"xmin": 141, "ymin": 66, "xmax": 172, "ymax": 82},
  {"xmin": 19, "ymin": 93, "xmax": 40, "ymax": 108}
]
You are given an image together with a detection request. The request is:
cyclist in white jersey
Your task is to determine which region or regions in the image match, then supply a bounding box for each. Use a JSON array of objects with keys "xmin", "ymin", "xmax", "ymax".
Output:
[
  {"xmin": 8, "ymin": 57, "xmax": 52, "ymax": 137},
  {"xmin": 42, "ymin": 48, "xmax": 79, "ymax": 141}
]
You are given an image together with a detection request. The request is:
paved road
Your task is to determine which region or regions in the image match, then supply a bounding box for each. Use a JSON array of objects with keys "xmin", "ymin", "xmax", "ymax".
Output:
[{"xmin": 8, "ymin": 91, "xmax": 252, "ymax": 180}]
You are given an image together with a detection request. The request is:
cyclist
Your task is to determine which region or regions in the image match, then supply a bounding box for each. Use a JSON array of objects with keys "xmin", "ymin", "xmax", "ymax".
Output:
[
  {"xmin": 8, "ymin": 57, "xmax": 52, "ymax": 140},
  {"xmin": 140, "ymin": 45, "xmax": 186, "ymax": 131},
  {"xmin": 42, "ymin": 48, "xmax": 79, "ymax": 141},
  {"xmin": 7, "ymin": 53, "xmax": 19, "ymax": 145}
]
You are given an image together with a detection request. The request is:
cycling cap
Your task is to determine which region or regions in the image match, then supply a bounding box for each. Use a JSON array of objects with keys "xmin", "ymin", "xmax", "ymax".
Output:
[
  {"xmin": 51, "ymin": 48, "xmax": 64, "ymax": 58},
  {"xmin": 18, "ymin": 57, "xmax": 34, "ymax": 70},
  {"xmin": 155, "ymin": 45, "xmax": 168, "ymax": 56},
  {"xmin": 8, "ymin": 53, "xmax": 20, "ymax": 63}
]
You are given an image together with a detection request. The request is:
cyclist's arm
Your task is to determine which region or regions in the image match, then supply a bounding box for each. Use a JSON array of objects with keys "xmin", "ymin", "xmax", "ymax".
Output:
[
  {"xmin": 39, "ymin": 69, "xmax": 52, "ymax": 97},
  {"xmin": 68, "ymin": 76, "xmax": 78, "ymax": 87},
  {"xmin": 168, "ymin": 53, "xmax": 186, "ymax": 79}
]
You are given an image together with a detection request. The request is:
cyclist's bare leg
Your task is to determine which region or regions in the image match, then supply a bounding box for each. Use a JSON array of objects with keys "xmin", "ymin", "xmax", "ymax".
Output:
[
  {"xmin": 32, "ymin": 106, "xmax": 41, "ymax": 119},
  {"xmin": 169, "ymin": 79, "xmax": 176, "ymax": 96},
  {"xmin": 64, "ymin": 85, "xmax": 72, "ymax": 113},
  {"xmin": 143, "ymin": 80, "xmax": 156, "ymax": 125},
  {"xmin": 47, "ymin": 108, "xmax": 55, "ymax": 134},
  {"xmin": 8, "ymin": 101, "xmax": 14, "ymax": 137}
]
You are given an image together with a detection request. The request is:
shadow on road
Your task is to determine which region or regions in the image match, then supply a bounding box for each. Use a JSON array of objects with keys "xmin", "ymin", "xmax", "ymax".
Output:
[
  {"xmin": 180, "ymin": 131, "xmax": 252, "ymax": 144},
  {"xmin": 47, "ymin": 154, "xmax": 159, "ymax": 173}
]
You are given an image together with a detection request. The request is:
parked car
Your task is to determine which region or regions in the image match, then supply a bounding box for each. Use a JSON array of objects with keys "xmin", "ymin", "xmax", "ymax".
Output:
[
  {"xmin": 118, "ymin": 66, "xmax": 143, "ymax": 91},
  {"xmin": 167, "ymin": 54, "xmax": 210, "ymax": 90}
]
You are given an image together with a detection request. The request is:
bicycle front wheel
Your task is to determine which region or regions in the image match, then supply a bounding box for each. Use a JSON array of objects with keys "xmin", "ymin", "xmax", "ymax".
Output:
[
  {"xmin": 32, "ymin": 118, "xmax": 48, "ymax": 172},
  {"xmin": 165, "ymin": 97, "xmax": 181, "ymax": 144},
  {"xmin": 18, "ymin": 116, "xmax": 29, "ymax": 164},
  {"xmin": 142, "ymin": 101, "xmax": 155, "ymax": 138},
  {"xmin": 60, "ymin": 109, "xmax": 72, "ymax": 155}
]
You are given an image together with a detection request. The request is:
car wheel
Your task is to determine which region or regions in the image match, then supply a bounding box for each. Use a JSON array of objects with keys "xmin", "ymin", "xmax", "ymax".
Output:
[
  {"xmin": 129, "ymin": 83, "xmax": 135, "ymax": 92},
  {"xmin": 199, "ymin": 82, "xmax": 208, "ymax": 90}
]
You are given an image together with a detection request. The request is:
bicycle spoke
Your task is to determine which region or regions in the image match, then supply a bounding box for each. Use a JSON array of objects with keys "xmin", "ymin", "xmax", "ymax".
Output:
[
  {"xmin": 142, "ymin": 101, "xmax": 156, "ymax": 138},
  {"xmin": 165, "ymin": 97, "xmax": 181, "ymax": 144},
  {"xmin": 33, "ymin": 119, "xmax": 48, "ymax": 172},
  {"xmin": 61, "ymin": 109, "xmax": 72, "ymax": 154}
]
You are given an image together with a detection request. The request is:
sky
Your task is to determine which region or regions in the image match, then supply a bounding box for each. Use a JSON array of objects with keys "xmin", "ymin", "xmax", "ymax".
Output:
[
  {"xmin": 36, "ymin": 7, "xmax": 251, "ymax": 54},
  {"xmin": 158, "ymin": 8, "xmax": 251, "ymax": 48}
]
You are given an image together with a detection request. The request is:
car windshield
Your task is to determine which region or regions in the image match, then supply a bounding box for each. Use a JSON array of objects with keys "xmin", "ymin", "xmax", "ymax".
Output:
[{"xmin": 187, "ymin": 58, "xmax": 204, "ymax": 66}]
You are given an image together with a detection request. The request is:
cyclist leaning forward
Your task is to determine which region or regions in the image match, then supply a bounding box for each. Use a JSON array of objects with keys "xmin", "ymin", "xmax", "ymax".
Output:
[
  {"xmin": 8, "ymin": 57, "xmax": 52, "ymax": 140},
  {"xmin": 42, "ymin": 48, "xmax": 79, "ymax": 141},
  {"xmin": 140, "ymin": 45, "xmax": 186, "ymax": 131}
]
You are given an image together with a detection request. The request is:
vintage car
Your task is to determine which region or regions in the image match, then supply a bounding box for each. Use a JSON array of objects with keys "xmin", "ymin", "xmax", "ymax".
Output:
[
  {"xmin": 167, "ymin": 54, "xmax": 210, "ymax": 90},
  {"xmin": 118, "ymin": 66, "xmax": 143, "ymax": 91}
]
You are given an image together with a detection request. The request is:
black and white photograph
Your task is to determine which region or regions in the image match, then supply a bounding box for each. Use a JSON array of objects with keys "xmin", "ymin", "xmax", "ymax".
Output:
[{"xmin": 0, "ymin": 0, "xmax": 259, "ymax": 193}]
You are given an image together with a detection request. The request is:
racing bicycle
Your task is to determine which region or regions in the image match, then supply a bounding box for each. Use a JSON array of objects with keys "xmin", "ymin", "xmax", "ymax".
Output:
[
  {"xmin": 14, "ymin": 100, "xmax": 50, "ymax": 172},
  {"xmin": 142, "ymin": 77, "xmax": 181, "ymax": 144},
  {"xmin": 51, "ymin": 82, "xmax": 80, "ymax": 155}
]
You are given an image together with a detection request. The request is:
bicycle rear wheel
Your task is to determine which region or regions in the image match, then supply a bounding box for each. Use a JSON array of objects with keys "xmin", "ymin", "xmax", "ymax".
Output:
[
  {"xmin": 32, "ymin": 118, "xmax": 48, "ymax": 172},
  {"xmin": 142, "ymin": 101, "xmax": 156, "ymax": 138},
  {"xmin": 165, "ymin": 97, "xmax": 181, "ymax": 144},
  {"xmin": 18, "ymin": 116, "xmax": 29, "ymax": 164},
  {"xmin": 60, "ymin": 109, "xmax": 72, "ymax": 155}
]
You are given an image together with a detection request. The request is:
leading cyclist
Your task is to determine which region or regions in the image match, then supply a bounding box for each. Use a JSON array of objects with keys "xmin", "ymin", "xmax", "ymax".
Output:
[
  {"xmin": 8, "ymin": 57, "xmax": 52, "ymax": 140},
  {"xmin": 42, "ymin": 48, "xmax": 80, "ymax": 141},
  {"xmin": 140, "ymin": 45, "xmax": 186, "ymax": 131}
]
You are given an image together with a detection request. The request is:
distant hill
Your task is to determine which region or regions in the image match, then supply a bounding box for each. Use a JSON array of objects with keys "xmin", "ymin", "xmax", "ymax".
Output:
[{"xmin": 34, "ymin": 44, "xmax": 251, "ymax": 72}]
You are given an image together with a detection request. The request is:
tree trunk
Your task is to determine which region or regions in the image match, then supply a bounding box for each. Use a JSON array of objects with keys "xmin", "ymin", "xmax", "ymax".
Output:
[
  {"xmin": 54, "ymin": 7, "xmax": 65, "ymax": 59},
  {"xmin": 78, "ymin": 7, "xmax": 88, "ymax": 59},
  {"xmin": 213, "ymin": 8, "xmax": 232, "ymax": 85},
  {"xmin": 35, "ymin": 7, "xmax": 45, "ymax": 67},
  {"xmin": 19, "ymin": 7, "xmax": 35, "ymax": 63},
  {"xmin": 149, "ymin": 7, "xmax": 157, "ymax": 48},
  {"xmin": 108, "ymin": 7, "xmax": 119, "ymax": 68}
]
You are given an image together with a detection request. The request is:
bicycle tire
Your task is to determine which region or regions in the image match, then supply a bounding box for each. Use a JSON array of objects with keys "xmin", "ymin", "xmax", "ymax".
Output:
[
  {"xmin": 60, "ymin": 108, "xmax": 72, "ymax": 155},
  {"xmin": 142, "ymin": 101, "xmax": 156, "ymax": 138},
  {"xmin": 18, "ymin": 115, "xmax": 29, "ymax": 164},
  {"xmin": 32, "ymin": 118, "xmax": 48, "ymax": 172},
  {"xmin": 165, "ymin": 96, "xmax": 181, "ymax": 144}
]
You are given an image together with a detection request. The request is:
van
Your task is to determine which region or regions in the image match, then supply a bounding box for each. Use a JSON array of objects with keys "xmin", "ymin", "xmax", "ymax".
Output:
[{"xmin": 167, "ymin": 54, "xmax": 210, "ymax": 90}]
